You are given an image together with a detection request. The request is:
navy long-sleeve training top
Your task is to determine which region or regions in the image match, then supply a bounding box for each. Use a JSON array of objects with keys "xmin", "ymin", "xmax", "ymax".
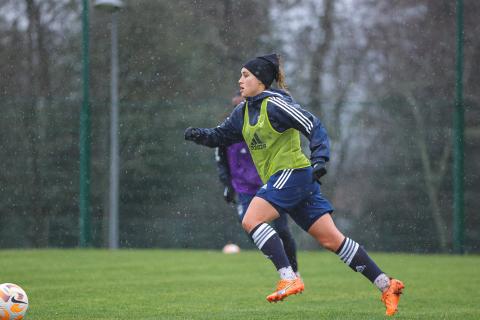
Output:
[{"xmin": 193, "ymin": 88, "xmax": 330, "ymax": 166}]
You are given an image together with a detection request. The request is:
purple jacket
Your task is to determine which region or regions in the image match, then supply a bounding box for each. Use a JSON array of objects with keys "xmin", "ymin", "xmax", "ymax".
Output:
[{"xmin": 215, "ymin": 142, "xmax": 263, "ymax": 195}]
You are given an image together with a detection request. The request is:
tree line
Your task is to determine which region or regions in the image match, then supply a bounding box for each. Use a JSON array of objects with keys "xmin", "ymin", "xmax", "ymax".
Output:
[{"xmin": 0, "ymin": 0, "xmax": 478, "ymax": 252}]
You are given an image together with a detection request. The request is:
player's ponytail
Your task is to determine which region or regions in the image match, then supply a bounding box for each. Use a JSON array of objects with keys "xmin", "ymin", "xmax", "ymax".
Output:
[{"xmin": 276, "ymin": 56, "xmax": 289, "ymax": 92}]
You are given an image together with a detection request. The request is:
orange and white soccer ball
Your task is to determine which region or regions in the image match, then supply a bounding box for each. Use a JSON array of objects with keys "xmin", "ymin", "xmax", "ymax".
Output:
[
  {"xmin": 0, "ymin": 283, "xmax": 29, "ymax": 320},
  {"xmin": 222, "ymin": 243, "xmax": 241, "ymax": 254}
]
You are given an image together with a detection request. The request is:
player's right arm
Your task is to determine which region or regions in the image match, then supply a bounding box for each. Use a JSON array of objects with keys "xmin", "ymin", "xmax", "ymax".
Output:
[{"xmin": 185, "ymin": 103, "xmax": 244, "ymax": 148}]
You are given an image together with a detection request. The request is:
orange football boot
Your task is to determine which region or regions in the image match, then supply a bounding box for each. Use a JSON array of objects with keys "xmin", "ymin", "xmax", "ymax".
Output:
[
  {"xmin": 381, "ymin": 278, "xmax": 405, "ymax": 316},
  {"xmin": 266, "ymin": 278, "xmax": 304, "ymax": 302}
]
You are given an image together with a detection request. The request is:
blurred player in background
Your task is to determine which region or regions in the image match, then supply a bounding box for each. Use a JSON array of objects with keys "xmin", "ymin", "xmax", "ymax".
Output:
[
  {"xmin": 185, "ymin": 53, "xmax": 404, "ymax": 316},
  {"xmin": 215, "ymin": 91, "xmax": 299, "ymax": 275}
]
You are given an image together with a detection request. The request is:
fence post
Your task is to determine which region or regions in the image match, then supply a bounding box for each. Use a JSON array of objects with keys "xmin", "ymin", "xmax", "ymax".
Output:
[
  {"xmin": 453, "ymin": 0, "xmax": 464, "ymax": 254},
  {"xmin": 80, "ymin": 0, "xmax": 92, "ymax": 247}
]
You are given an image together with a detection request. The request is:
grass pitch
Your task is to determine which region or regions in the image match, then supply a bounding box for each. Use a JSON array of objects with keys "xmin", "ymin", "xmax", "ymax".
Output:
[{"xmin": 0, "ymin": 249, "xmax": 478, "ymax": 319}]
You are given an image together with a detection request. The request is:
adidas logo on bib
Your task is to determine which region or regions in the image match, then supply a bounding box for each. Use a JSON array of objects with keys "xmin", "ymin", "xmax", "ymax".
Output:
[{"xmin": 250, "ymin": 133, "xmax": 266, "ymax": 150}]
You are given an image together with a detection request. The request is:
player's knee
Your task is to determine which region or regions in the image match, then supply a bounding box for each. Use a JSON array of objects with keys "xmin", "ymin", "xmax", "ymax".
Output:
[
  {"xmin": 241, "ymin": 217, "xmax": 256, "ymax": 233},
  {"xmin": 318, "ymin": 238, "xmax": 339, "ymax": 252}
]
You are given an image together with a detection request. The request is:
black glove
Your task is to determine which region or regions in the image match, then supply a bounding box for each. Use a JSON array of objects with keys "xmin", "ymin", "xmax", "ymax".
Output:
[
  {"xmin": 184, "ymin": 127, "xmax": 202, "ymax": 142},
  {"xmin": 223, "ymin": 185, "xmax": 236, "ymax": 204},
  {"xmin": 312, "ymin": 161, "xmax": 327, "ymax": 184}
]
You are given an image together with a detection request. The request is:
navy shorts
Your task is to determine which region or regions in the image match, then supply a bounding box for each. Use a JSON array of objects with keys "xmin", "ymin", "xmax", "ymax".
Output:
[
  {"xmin": 237, "ymin": 192, "xmax": 290, "ymax": 233},
  {"xmin": 255, "ymin": 167, "xmax": 334, "ymax": 231}
]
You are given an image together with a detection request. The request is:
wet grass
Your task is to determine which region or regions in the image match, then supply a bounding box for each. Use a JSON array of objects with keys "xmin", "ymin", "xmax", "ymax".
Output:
[{"xmin": 0, "ymin": 249, "xmax": 478, "ymax": 319}]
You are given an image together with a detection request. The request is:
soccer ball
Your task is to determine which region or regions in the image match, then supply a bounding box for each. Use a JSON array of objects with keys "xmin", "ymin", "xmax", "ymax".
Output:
[
  {"xmin": 0, "ymin": 283, "xmax": 29, "ymax": 320},
  {"xmin": 222, "ymin": 243, "xmax": 241, "ymax": 254}
]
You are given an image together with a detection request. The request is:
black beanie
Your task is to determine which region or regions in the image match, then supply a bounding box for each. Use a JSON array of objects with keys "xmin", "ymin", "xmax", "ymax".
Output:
[{"xmin": 243, "ymin": 53, "xmax": 280, "ymax": 88}]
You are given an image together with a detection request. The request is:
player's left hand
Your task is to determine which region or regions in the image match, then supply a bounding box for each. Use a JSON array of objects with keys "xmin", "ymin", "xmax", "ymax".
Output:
[{"xmin": 312, "ymin": 161, "xmax": 327, "ymax": 184}]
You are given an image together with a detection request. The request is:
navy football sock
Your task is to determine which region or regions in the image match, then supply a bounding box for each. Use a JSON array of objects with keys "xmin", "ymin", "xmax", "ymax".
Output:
[
  {"xmin": 277, "ymin": 229, "xmax": 298, "ymax": 273},
  {"xmin": 336, "ymin": 237, "xmax": 383, "ymax": 283},
  {"xmin": 250, "ymin": 223, "xmax": 291, "ymax": 271}
]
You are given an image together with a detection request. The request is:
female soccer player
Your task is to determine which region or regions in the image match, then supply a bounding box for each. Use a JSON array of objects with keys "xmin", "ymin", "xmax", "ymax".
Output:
[
  {"xmin": 215, "ymin": 92, "xmax": 299, "ymax": 275},
  {"xmin": 185, "ymin": 53, "xmax": 404, "ymax": 316}
]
